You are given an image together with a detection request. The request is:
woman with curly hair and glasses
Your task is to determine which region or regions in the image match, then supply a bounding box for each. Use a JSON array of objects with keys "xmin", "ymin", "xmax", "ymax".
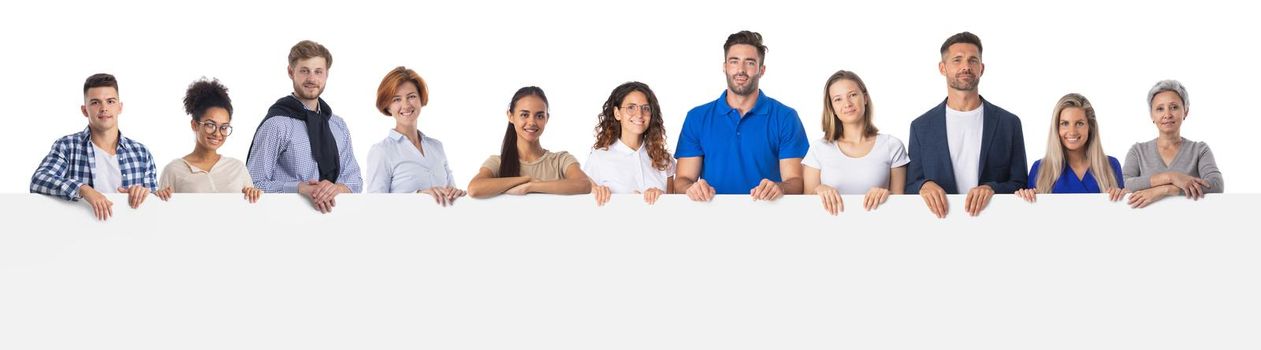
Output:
[
  {"xmin": 584, "ymin": 82, "xmax": 675, "ymax": 206},
  {"xmin": 155, "ymin": 78, "xmax": 261, "ymax": 203}
]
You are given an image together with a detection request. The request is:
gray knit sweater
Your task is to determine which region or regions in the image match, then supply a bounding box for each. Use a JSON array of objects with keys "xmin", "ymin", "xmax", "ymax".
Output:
[{"xmin": 1122, "ymin": 137, "xmax": 1224, "ymax": 193}]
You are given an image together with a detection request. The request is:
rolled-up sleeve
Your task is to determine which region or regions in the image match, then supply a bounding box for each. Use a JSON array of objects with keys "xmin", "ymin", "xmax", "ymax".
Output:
[{"xmin": 30, "ymin": 140, "xmax": 84, "ymax": 201}]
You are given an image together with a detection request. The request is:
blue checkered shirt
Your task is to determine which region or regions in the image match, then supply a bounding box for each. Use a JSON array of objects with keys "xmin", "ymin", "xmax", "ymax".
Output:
[
  {"xmin": 30, "ymin": 127, "xmax": 158, "ymax": 200},
  {"xmin": 246, "ymin": 113, "xmax": 362, "ymax": 193}
]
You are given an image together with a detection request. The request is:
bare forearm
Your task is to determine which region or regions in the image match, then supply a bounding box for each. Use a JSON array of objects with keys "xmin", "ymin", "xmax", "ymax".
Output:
[
  {"xmin": 1156, "ymin": 183, "xmax": 1181, "ymax": 196},
  {"xmin": 528, "ymin": 178, "xmax": 592, "ymax": 195},
  {"xmin": 674, "ymin": 176, "xmax": 697, "ymax": 194},
  {"xmin": 779, "ymin": 177, "xmax": 803, "ymax": 195},
  {"xmin": 468, "ymin": 176, "xmax": 530, "ymax": 198},
  {"xmin": 1151, "ymin": 172, "xmax": 1173, "ymax": 186}
]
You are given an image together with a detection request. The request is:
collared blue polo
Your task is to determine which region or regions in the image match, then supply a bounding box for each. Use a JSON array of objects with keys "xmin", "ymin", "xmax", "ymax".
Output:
[{"xmin": 675, "ymin": 90, "xmax": 809, "ymax": 194}]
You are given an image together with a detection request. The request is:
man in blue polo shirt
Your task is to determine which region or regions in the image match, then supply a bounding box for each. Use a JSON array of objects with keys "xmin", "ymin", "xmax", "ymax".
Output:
[{"xmin": 674, "ymin": 30, "xmax": 809, "ymax": 202}]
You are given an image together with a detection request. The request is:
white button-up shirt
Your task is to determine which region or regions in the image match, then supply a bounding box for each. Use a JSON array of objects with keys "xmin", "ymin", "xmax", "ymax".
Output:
[
  {"xmin": 583, "ymin": 140, "xmax": 675, "ymax": 193},
  {"xmin": 366, "ymin": 129, "xmax": 455, "ymax": 193}
]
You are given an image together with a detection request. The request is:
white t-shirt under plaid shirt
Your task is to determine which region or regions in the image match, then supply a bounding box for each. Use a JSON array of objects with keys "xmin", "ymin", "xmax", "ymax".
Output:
[{"xmin": 30, "ymin": 127, "xmax": 158, "ymax": 200}]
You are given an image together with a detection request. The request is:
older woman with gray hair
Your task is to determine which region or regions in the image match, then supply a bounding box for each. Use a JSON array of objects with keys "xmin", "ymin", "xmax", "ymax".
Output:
[{"xmin": 1123, "ymin": 79, "xmax": 1224, "ymax": 208}]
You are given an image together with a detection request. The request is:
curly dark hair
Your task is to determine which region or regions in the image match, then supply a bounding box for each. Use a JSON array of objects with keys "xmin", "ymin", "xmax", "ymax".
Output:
[
  {"xmin": 183, "ymin": 78, "xmax": 233, "ymax": 121},
  {"xmin": 592, "ymin": 82, "xmax": 671, "ymax": 171}
]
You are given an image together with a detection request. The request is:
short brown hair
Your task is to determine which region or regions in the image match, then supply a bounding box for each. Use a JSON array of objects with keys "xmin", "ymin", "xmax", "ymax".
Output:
[
  {"xmin": 940, "ymin": 32, "xmax": 983, "ymax": 56},
  {"xmin": 375, "ymin": 66, "xmax": 429, "ymax": 115},
  {"xmin": 288, "ymin": 40, "xmax": 333, "ymax": 68},
  {"xmin": 724, "ymin": 30, "xmax": 767, "ymax": 64},
  {"xmin": 83, "ymin": 73, "xmax": 118, "ymax": 96}
]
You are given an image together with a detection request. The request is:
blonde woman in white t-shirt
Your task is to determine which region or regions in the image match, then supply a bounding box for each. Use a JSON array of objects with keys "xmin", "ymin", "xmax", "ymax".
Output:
[
  {"xmin": 802, "ymin": 70, "xmax": 909, "ymax": 215},
  {"xmin": 585, "ymin": 82, "xmax": 676, "ymax": 206}
]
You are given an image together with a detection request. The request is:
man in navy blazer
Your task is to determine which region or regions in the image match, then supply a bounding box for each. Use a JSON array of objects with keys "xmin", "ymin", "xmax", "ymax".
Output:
[{"xmin": 906, "ymin": 32, "xmax": 1027, "ymax": 218}]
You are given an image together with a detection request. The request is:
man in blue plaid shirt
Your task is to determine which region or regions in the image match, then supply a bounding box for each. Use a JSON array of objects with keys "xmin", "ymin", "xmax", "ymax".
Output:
[{"xmin": 30, "ymin": 73, "xmax": 158, "ymax": 221}]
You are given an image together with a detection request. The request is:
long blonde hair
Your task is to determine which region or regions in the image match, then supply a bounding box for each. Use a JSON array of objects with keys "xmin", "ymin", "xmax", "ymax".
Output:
[
  {"xmin": 820, "ymin": 70, "xmax": 877, "ymax": 142},
  {"xmin": 1035, "ymin": 93, "xmax": 1119, "ymax": 193}
]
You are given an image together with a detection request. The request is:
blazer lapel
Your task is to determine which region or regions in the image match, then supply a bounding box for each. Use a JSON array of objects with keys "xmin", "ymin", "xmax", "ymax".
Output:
[
  {"xmin": 978, "ymin": 97, "xmax": 998, "ymax": 175},
  {"xmin": 929, "ymin": 100, "xmax": 958, "ymax": 193}
]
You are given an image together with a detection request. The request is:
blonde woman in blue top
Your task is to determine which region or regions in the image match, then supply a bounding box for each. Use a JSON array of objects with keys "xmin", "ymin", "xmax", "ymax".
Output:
[{"xmin": 1015, "ymin": 93, "xmax": 1125, "ymax": 202}]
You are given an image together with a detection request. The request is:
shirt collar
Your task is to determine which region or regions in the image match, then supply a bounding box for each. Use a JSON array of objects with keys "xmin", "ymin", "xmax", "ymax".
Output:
[
  {"xmin": 179, "ymin": 158, "xmax": 209, "ymax": 174},
  {"xmin": 715, "ymin": 89, "xmax": 768, "ymax": 117},
  {"xmin": 290, "ymin": 93, "xmax": 321, "ymax": 113},
  {"xmin": 387, "ymin": 129, "xmax": 423, "ymax": 143},
  {"xmin": 610, "ymin": 138, "xmax": 643, "ymax": 155},
  {"xmin": 80, "ymin": 126, "xmax": 133, "ymax": 152}
]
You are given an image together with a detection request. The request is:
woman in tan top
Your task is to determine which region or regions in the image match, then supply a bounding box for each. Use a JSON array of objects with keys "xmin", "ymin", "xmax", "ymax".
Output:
[
  {"xmin": 468, "ymin": 86, "xmax": 592, "ymax": 198},
  {"xmin": 155, "ymin": 78, "xmax": 262, "ymax": 202}
]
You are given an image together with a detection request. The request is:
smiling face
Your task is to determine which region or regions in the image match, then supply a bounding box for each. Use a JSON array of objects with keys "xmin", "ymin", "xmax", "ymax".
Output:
[
  {"xmin": 508, "ymin": 95, "xmax": 548, "ymax": 143},
  {"xmin": 724, "ymin": 44, "xmax": 764, "ymax": 97},
  {"xmin": 193, "ymin": 107, "xmax": 232, "ymax": 152},
  {"xmin": 1150, "ymin": 90, "xmax": 1186, "ymax": 134},
  {"xmin": 82, "ymin": 86, "xmax": 122, "ymax": 133},
  {"xmin": 939, "ymin": 43, "xmax": 984, "ymax": 92},
  {"xmin": 288, "ymin": 56, "xmax": 328, "ymax": 101},
  {"xmin": 387, "ymin": 81, "xmax": 422, "ymax": 126},
  {"xmin": 1057, "ymin": 107, "xmax": 1089, "ymax": 152},
  {"xmin": 828, "ymin": 79, "xmax": 866, "ymax": 126},
  {"xmin": 614, "ymin": 90, "xmax": 650, "ymax": 139}
]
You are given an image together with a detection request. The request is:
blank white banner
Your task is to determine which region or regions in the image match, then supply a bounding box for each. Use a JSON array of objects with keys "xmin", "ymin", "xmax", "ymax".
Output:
[{"xmin": 1, "ymin": 193, "xmax": 1257, "ymax": 349}]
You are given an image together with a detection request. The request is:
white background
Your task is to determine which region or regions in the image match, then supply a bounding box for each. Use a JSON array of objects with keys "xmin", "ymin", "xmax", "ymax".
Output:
[
  {"xmin": 0, "ymin": 0, "xmax": 1252, "ymax": 193},
  {"xmin": 2, "ymin": 193, "xmax": 1258, "ymax": 349}
]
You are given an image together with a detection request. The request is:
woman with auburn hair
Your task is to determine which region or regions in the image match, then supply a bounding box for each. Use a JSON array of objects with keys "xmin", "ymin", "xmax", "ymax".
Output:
[
  {"xmin": 467, "ymin": 86, "xmax": 592, "ymax": 198},
  {"xmin": 585, "ymin": 82, "xmax": 675, "ymax": 206},
  {"xmin": 802, "ymin": 70, "xmax": 908, "ymax": 215},
  {"xmin": 365, "ymin": 66, "xmax": 465, "ymax": 206},
  {"xmin": 1015, "ymin": 93, "xmax": 1125, "ymax": 203}
]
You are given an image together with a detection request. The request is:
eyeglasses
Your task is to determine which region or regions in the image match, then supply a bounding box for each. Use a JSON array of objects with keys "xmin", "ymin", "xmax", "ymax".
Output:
[
  {"xmin": 199, "ymin": 121, "xmax": 234, "ymax": 136},
  {"xmin": 620, "ymin": 104, "xmax": 652, "ymax": 115}
]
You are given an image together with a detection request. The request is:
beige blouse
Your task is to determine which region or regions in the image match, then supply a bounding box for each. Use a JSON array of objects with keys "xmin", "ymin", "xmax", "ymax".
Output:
[
  {"xmin": 159, "ymin": 156, "xmax": 254, "ymax": 193},
  {"xmin": 480, "ymin": 150, "xmax": 579, "ymax": 181}
]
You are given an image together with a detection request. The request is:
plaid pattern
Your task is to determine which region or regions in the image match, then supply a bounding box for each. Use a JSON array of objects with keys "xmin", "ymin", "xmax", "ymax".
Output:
[{"xmin": 30, "ymin": 127, "xmax": 158, "ymax": 200}]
